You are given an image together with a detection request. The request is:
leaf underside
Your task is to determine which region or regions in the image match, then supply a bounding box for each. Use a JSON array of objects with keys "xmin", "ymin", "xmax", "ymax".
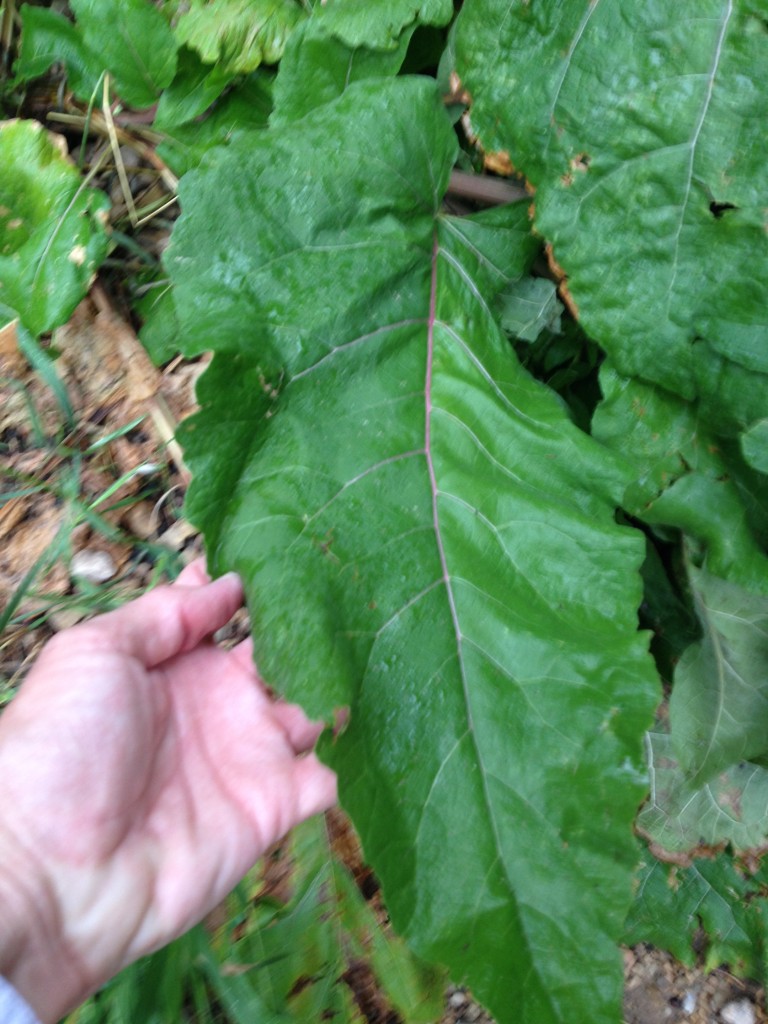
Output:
[
  {"xmin": 169, "ymin": 78, "xmax": 658, "ymax": 1024},
  {"xmin": 640, "ymin": 731, "xmax": 768, "ymax": 853}
]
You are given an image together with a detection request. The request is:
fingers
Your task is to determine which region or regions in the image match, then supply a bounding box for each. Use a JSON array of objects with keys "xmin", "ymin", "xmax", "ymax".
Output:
[
  {"xmin": 86, "ymin": 571, "xmax": 244, "ymax": 668},
  {"xmin": 175, "ymin": 557, "xmax": 210, "ymax": 588},
  {"xmin": 226, "ymin": 636, "xmax": 325, "ymax": 754},
  {"xmin": 272, "ymin": 701, "xmax": 325, "ymax": 754},
  {"xmin": 292, "ymin": 754, "xmax": 338, "ymax": 822},
  {"xmin": 224, "ymin": 637, "xmax": 327, "ymax": 755}
]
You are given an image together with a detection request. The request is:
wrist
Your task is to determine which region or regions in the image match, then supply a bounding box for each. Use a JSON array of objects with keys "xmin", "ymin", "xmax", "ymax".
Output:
[{"xmin": 0, "ymin": 824, "xmax": 87, "ymax": 1023}]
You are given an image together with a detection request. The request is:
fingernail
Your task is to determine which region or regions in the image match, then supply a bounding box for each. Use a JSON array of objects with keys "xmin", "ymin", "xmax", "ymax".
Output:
[{"xmin": 219, "ymin": 571, "xmax": 242, "ymax": 586}]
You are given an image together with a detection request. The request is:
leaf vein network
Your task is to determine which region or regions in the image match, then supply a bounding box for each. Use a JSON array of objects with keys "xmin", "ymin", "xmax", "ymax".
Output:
[
  {"xmin": 666, "ymin": 0, "xmax": 733, "ymax": 305},
  {"xmin": 424, "ymin": 229, "xmax": 518, "ymax": 928},
  {"xmin": 438, "ymin": 321, "xmax": 542, "ymax": 428},
  {"xmin": 371, "ymin": 578, "xmax": 445, "ymax": 640},
  {"xmin": 287, "ymin": 449, "xmax": 425, "ymax": 547},
  {"xmin": 461, "ymin": 636, "xmax": 583, "ymax": 750},
  {"xmin": 437, "ymin": 246, "xmax": 496, "ymax": 319},
  {"xmin": 436, "ymin": 408, "xmax": 526, "ymax": 487},
  {"xmin": 439, "ymin": 216, "xmax": 511, "ymax": 281},
  {"xmin": 288, "ymin": 318, "xmax": 427, "ymax": 384}
]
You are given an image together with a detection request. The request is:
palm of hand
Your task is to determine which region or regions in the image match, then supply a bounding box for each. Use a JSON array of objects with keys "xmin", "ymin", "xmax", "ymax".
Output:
[{"xmin": 0, "ymin": 562, "xmax": 335, "ymax": 1015}]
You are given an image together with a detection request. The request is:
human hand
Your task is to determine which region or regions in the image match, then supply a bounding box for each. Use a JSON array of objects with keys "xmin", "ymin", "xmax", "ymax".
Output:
[{"xmin": 0, "ymin": 560, "xmax": 336, "ymax": 1023}]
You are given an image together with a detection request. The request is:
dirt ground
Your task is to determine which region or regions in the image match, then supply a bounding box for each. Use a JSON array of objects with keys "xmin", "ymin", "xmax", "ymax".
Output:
[
  {"xmin": 438, "ymin": 948, "xmax": 767, "ymax": 1024},
  {"xmin": 1, "ymin": 300, "xmax": 766, "ymax": 1024}
]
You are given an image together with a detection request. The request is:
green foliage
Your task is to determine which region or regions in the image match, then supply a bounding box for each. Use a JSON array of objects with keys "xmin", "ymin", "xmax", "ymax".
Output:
[
  {"xmin": 593, "ymin": 366, "xmax": 768, "ymax": 594},
  {"xmin": 271, "ymin": 17, "xmax": 413, "ymax": 124},
  {"xmin": 0, "ymin": 119, "xmax": 109, "ymax": 336},
  {"xmin": 639, "ymin": 731, "xmax": 768, "ymax": 853},
  {"xmin": 69, "ymin": 0, "xmax": 178, "ymax": 107},
  {"xmin": 155, "ymin": 72, "xmax": 274, "ymax": 176},
  {"xmin": 15, "ymin": 5, "xmax": 102, "ymax": 98},
  {"xmin": 175, "ymin": 0, "xmax": 305, "ymax": 74},
  {"xmin": 743, "ymin": 419, "xmax": 768, "ymax": 474},
  {"xmin": 316, "ymin": 0, "xmax": 453, "ymax": 49},
  {"xmin": 669, "ymin": 567, "xmax": 768, "ymax": 784},
  {"xmin": 454, "ymin": 0, "xmax": 768, "ymax": 430},
  {"xmin": 68, "ymin": 816, "xmax": 444, "ymax": 1024},
  {"xmin": 625, "ymin": 850, "xmax": 768, "ymax": 979},
  {"xmin": 153, "ymin": 46, "xmax": 236, "ymax": 131},
  {"xmin": 205, "ymin": 816, "xmax": 445, "ymax": 1022},
  {"xmin": 10, "ymin": 0, "xmax": 768, "ymax": 1021},
  {"xmin": 169, "ymin": 77, "xmax": 659, "ymax": 1024},
  {"xmin": 499, "ymin": 277, "xmax": 562, "ymax": 344}
]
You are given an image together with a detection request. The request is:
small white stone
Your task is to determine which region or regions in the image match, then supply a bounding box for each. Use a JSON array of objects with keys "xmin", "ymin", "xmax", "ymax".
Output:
[
  {"xmin": 682, "ymin": 989, "xmax": 697, "ymax": 1015},
  {"xmin": 721, "ymin": 999, "xmax": 756, "ymax": 1024},
  {"xmin": 71, "ymin": 549, "xmax": 117, "ymax": 584}
]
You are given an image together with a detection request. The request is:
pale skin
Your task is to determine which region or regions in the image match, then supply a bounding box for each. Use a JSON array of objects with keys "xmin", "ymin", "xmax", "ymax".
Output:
[{"xmin": 0, "ymin": 559, "xmax": 337, "ymax": 1023}]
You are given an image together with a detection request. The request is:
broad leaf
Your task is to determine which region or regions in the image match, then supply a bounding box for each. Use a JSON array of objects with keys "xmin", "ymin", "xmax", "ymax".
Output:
[
  {"xmin": 742, "ymin": 419, "xmax": 768, "ymax": 476},
  {"xmin": 316, "ymin": 0, "xmax": 452, "ymax": 49},
  {"xmin": 669, "ymin": 566, "xmax": 768, "ymax": 785},
  {"xmin": 167, "ymin": 77, "xmax": 658, "ymax": 1024},
  {"xmin": 593, "ymin": 366, "xmax": 768, "ymax": 594},
  {"xmin": 15, "ymin": 5, "xmax": 102, "ymax": 100},
  {"xmin": 153, "ymin": 47, "xmax": 236, "ymax": 130},
  {"xmin": 272, "ymin": 18, "xmax": 413, "ymax": 124},
  {"xmin": 500, "ymin": 277, "xmax": 562, "ymax": 344},
  {"xmin": 0, "ymin": 119, "xmax": 109, "ymax": 337},
  {"xmin": 454, "ymin": 0, "xmax": 768, "ymax": 427},
  {"xmin": 175, "ymin": 0, "xmax": 306, "ymax": 74},
  {"xmin": 135, "ymin": 281, "xmax": 180, "ymax": 366},
  {"xmin": 69, "ymin": 0, "xmax": 178, "ymax": 109},
  {"xmin": 625, "ymin": 848, "xmax": 768, "ymax": 982},
  {"xmin": 638, "ymin": 732, "xmax": 768, "ymax": 854},
  {"xmin": 154, "ymin": 73, "xmax": 274, "ymax": 176}
]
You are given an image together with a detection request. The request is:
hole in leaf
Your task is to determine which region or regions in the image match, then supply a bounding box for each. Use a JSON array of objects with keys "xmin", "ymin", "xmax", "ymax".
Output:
[
  {"xmin": 570, "ymin": 153, "xmax": 591, "ymax": 172},
  {"xmin": 709, "ymin": 200, "xmax": 737, "ymax": 218}
]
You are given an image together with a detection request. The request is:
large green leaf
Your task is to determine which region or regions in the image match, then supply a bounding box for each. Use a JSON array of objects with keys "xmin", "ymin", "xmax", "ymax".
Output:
[
  {"xmin": 167, "ymin": 77, "xmax": 658, "ymax": 1024},
  {"xmin": 593, "ymin": 366, "xmax": 768, "ymax": 594},
  {"xmin": 637, "ymin": 563, "xmax": 768, "ymax": 849},
  {"xmin": 272, "ymin": 18, "xmax": 413, "ymax": 124},
  {"xmin": 69, "ymin": 0, "xmax": 178, "ymax": 109},
  {"xmin": 0, "ymin": 119, "xmax": 109, "ymax": 337},
  {"xmin": 153, "ymin": 47, "xmax": 236, "ymax": 130},
  {"xmin": 669, "ymin": 566, "xmax": 768, "ymax": 785},
  {"xmin": 625, "ymin": 848, "xmax": 768, "ymax": 981},
  {"xmin": 15, "ymin": 5, "xmax": 102, "ymax": 100},
  {"xmin": 175, "ymin": 0, "xmax": 306, "ymax": 74},
  {"xmin": 454, "ymin": 0, "xmax": 768, "ymax": 425},
  {"xmin": 742, "ymin": 419, "xmax": 768, "ymax": 476},
  {"xmin": 154, "ymin": 73, "xmax": 274, "ymax": 177},
  {"xmin": 316, "ymin": 0, "xmax": 452, "ymax": 48}
]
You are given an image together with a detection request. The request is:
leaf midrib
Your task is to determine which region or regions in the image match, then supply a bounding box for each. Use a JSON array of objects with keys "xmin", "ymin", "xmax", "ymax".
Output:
[{"xmin": 424, "ymin": 228, "xmax": 564, "ymax": 1017}]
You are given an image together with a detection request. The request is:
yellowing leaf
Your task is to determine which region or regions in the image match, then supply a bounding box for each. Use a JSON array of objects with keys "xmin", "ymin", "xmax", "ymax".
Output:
[{"xmin": 175, "ymin": 0, "xmax": 306, "ymax": 73}]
